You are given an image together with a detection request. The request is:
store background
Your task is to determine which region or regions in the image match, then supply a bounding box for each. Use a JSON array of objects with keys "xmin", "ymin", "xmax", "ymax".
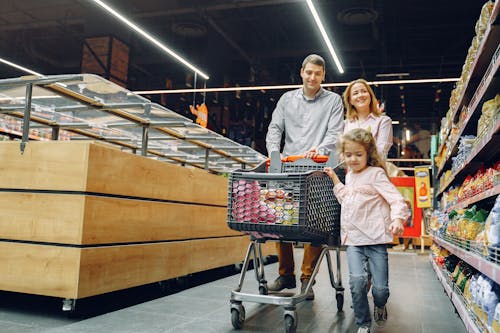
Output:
[
  {"xmin": 0, "ymin": 0, "xmax": 485, "ymax": 155},
  {"xmin": 0, "ymin": 1, "xmax": 499, "ymax": 333}
]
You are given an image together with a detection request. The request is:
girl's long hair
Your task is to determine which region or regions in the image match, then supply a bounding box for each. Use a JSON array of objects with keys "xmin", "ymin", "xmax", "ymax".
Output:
[
  {"xmin": 339, "ymin": 128, "xmax": 388, "ymax": 175},
  {"xmin": 343, "ymin": 78, "xmax": 381, "ymax": 121}
]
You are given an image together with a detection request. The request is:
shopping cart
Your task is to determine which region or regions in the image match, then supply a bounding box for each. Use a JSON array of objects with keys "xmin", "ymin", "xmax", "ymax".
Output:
[{"xmin": 227, "ymin": 151, "xmax": 344, "ymax": 333}]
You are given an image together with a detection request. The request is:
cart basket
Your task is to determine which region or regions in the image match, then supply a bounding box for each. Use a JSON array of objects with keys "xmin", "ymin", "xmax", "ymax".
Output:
[{"xmin": 227, "ymin": 167, "xmax": 343, "ymax": 244}]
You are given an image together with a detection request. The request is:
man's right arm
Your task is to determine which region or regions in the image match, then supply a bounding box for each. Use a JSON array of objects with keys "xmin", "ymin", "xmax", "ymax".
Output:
[{"xmin": 265, "ymin": 96, "xmax": 286, "ymax": 155}]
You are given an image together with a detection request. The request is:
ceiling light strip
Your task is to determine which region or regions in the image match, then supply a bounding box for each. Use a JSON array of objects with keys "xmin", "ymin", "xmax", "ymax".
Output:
[
  {"xmin": 134, "ymin": 78, "xmax": 459, "ymax": 95},
  {"xmin": 90, "ymin": 0, "xmax": 209, "ymax": 80},
  {"xmin": 0, "ymin": 57, "xmax": 43, "ymax": 76},
  {"xmin": 306, "ymin": 0, "xmax": 344, "ymax": 74}
]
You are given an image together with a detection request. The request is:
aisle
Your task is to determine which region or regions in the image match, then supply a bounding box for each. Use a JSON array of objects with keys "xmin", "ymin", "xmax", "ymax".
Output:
[{"xmin": 1, "ymin": 248, "xmax": 466, "ymax": 333}]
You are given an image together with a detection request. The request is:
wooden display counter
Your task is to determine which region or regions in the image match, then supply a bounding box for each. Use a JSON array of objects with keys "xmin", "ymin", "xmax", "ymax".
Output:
[{"xmin": 0, "ymin": 141, "xmax": 275, "ymax": 302}]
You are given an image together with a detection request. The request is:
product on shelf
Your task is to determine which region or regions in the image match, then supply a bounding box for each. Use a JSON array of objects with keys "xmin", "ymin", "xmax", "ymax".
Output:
[
  {"xmin": 485, "ymin": 196, "xmax": 500, "ymax": 262},
  {"xmin": 477, "ymin": 94, "xmax": 500, "ymax": 137},
  {"xmin": 230, "ymin": 179, "xmax": 299, "ymax": 225},
  {"xmin": 471, "ymin": 274, "xmax": 499, "ymax": 328},
  {"xmin": 494, "ymin": 303, "xmax": 500, "ymax": 332}
]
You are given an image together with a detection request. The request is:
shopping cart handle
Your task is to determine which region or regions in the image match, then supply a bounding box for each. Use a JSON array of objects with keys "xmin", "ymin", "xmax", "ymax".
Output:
[
  {"xmin": 267, "ymin": 151, "xmax": 340, "ymax": 173},
  {"xmin": 283, "ymin": 155, "xmax": 329, "ymax": 163},
  {"xmin": 264, "ymin": 155, "xmax": 329, "ymax": 169}
]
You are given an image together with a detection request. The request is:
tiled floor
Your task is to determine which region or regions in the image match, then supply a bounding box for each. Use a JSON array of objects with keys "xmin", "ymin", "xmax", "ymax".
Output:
[{"xmin": 0, "ymin": 248, "xmax": 466, "ymax": 333}]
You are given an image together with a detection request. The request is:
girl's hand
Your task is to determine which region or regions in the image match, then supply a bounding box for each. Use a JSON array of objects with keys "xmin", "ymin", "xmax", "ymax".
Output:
[
  {"xmin": 323, "ymin": 167, "xmax": 336, "ymax": 178},
  {"xmin": 389, "ymin": 219, "xmax": 405, "ymax": 236},
  {"xmin": 324, "ymin": 167, "xmax": 341, "ymax": 185}
]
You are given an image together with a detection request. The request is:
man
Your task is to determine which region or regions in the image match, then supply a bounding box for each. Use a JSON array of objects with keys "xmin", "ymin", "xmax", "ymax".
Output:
[
  {"xmin": 265, "ymin": 54, "xmax": 344, "ymax": 300},
  {"xmin": 407, "ymin": 123, "xmax": 431, "ymax": 158}
]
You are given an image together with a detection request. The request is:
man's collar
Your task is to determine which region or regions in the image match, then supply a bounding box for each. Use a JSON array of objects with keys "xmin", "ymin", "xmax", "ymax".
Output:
[{"xmin": 300, "ymin": 87, "xmax": 324, "ymax": 101}]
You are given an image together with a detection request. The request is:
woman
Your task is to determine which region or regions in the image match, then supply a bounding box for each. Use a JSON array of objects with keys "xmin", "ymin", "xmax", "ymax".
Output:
[{"xmin": 343, "ymin": 79, "xmax": 393, "ymax": 160}]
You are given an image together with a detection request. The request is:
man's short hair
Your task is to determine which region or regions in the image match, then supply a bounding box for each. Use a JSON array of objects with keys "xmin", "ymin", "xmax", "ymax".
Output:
[{"xmin": 301, "ymin": 54, "xmax": 325, "ymax": 70}]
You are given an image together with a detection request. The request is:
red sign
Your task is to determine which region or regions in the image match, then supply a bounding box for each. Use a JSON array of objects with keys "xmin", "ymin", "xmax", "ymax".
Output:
[{"xmin": 390, "ymin": 177, "xmax": 422, "ymax": 238}]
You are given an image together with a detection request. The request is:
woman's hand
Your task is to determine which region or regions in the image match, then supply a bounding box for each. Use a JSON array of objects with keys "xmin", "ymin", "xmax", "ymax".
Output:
[{"xmin": 389, "ymin": 219, "xmax": 405, "ymax": 236}]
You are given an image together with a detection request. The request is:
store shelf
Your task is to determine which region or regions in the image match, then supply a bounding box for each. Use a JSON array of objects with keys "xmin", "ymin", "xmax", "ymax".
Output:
[
  {"xmin": 430, "ymin": 258, "xmax": 484, "ymax": 333},
  {"xmin": 437, "ymin": 118, "xmax": 500, "ymax": 195},
  {"xmin": 433, "ymin": 235, "xmax": 500, "ymax": 285},
  {"xmin": 437, "ymin": 0, "xmax": 500, "ymax": 154},
  {"xmin": 437, "ymin": 46, "xmax": 500, "ymax": 178},
  {"xmin": 446, "ymin": 184, "xmax": 500, "ymax": 212}
]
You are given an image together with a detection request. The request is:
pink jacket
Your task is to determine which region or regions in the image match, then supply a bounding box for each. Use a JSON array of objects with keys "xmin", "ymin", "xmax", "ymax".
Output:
[
  {"xmin": 333, "ymin": 166, "xmax": 410, "ymax": 246},
  {"xmin": 344, "ymin": 114, "xmax": 393, "ymax": 159}
]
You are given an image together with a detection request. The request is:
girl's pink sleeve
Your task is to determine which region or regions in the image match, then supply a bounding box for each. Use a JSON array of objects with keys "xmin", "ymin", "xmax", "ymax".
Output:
[
  {"xmin": 372, "ymin": 169, "xmax": 410, "ymax": 221},
  {"xmin": 333, "ymin": 183, "xmax": 346, "ymax": 204}
]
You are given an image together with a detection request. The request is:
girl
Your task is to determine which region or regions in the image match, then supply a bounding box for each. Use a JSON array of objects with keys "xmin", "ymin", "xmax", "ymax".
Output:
[
  {"xmin": 343, "ymin": 79, "xmax": 393, "ymax": 160},
  {"xmin": 324, "ymin": 128, "xmax": 409, "ymax": 333}
]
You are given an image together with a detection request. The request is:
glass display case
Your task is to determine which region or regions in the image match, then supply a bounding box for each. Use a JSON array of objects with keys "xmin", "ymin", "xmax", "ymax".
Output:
[{"xmin": 0, "ymin": 74, "xmax": 266, "ymax": 173}]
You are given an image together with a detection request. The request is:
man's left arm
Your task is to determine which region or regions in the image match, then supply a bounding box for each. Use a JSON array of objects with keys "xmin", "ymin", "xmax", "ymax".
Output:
[{"xmin": 317, "ymin": 95, "xmax": 345, "ymax": 155}]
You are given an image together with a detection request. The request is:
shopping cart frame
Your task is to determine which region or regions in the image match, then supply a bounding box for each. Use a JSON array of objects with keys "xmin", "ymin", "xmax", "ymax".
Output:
[{"xmin": 228, "ymin": 151, "xmax": 345, "ymax": 333}]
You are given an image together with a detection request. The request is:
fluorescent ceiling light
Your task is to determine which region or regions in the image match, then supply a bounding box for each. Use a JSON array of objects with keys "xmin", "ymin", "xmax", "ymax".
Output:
[
  {"xmin": 0, "ymin": 57, "xmax": 43, "ymax": 76},
  {"xmin": 392, "ymin": 120, "xmax": 400, "ymax": 125},
  {"xmin": 306, "ymin": 0, "xmax": 344, "ymax": 74},
  {"xmin": 0, "ymin": 56, "xmax": 458, "ymax": 95},
  {"xmin": 376, "ymin": 73, "xmax": 410, "ymax": 77},
  {"xmin": 134, "ymin": 77, "xmax": 459, "ymax": 95},
  {"xmin": 89, "ymin": 0, "xmax": 209, "ymax": 80}
]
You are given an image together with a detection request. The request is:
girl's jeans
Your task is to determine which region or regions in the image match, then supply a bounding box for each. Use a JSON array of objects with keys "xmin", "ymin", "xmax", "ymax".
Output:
[{"xmin": 346, "ymin": 244, "xmax": 390, "ymax": 327}]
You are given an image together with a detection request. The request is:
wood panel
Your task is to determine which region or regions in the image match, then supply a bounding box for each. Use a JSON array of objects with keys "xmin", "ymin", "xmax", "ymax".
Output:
[
  {"xmin": 0, "ymin": 237, "xmax": 276, "ymax": 299},
  {"xmin": 0, "ymin": 141, "xmax": 90, "ymax": 191},
  {"xmin": 80, "ymin": 195, "xmax": 237, "ymax": 244},
  {"xmin": 0, "ymin": 192, "xmax": 84, "ymax": 244},
  {"xmin": 0, "ymin": 242, "xmax": 81, "ymax": 299},
  {"xmin": 0, "ymin": 141, "xmax": 228, "ymax": 205},
  {"xmin": 85, "ymin": 142, "xmax": 227, "ymax": 205},
  {"xmin": 0, "ymin": 192, "xmax": 237, "ymax": 244},
  {"xmin": 77, "ymin": 236, "xmax": 274, "ymax": 298}
]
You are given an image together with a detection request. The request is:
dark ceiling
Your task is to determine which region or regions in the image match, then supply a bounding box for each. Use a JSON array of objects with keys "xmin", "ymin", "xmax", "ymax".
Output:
[{"xmin": 0, "ymin": 0, "xmax": 488, "ymax": 151}]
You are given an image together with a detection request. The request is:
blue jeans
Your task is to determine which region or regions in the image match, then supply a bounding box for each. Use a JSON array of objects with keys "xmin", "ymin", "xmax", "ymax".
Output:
[{"xmin": 346, "ymin": 244, "xmax": 390, "ymax": 327}]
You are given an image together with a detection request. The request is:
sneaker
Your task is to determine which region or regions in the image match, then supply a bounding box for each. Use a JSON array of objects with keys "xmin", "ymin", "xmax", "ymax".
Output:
[
  {"xmin": 300, "ymin": 279, "xmax": 315, "ymax": 300},
  {"xmin": 357, "ymin": 326, "xmax": 370, "ymax": 333},
  {"xmin": 267, "ymin": 275, "xmax": 296, "ymax": 291},
  {"xmin": 374, "ymin": 305, "xmax": 387, "ymax": 327}
]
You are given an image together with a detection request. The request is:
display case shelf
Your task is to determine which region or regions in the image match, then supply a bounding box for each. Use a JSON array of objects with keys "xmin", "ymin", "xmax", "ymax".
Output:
[{"xmin": 0, "ymin": 74, "xmax": 266, "ymax": 173}]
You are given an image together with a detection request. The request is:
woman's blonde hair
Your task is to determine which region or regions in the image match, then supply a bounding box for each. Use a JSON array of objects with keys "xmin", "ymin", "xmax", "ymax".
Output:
[
  {"xmin": 343, "ymin": 78, "xmax": 381, "ymax": 121},
  {"xmin": 339, "ymin": 128, "xmax": 388, "ymax": 175}
]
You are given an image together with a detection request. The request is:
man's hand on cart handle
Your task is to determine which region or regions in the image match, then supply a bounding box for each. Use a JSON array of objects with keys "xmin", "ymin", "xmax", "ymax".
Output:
[{"xmin": 304, "ymin": 147, "xmax": 319, "ymax": 159}]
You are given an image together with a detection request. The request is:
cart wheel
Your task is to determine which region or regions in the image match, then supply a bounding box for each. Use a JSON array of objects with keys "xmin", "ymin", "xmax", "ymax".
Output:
[
  {"xmin": 259, "ymin": 285, "xmax": 268, "ymax": 295},
  {"xmin": 284, "ymin": 314, "xmax": 297, "ymax": 333},
  {"xmin": 336, "ymin": 292, "xmax": 344, "ymax": 311},
  {"xmin": 234, "ymin": 262, "xmax": 243, "ymax": 272},
  {"xmin": 231, "ymin": 307, "xmax": 245, "ymax": 329}
]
